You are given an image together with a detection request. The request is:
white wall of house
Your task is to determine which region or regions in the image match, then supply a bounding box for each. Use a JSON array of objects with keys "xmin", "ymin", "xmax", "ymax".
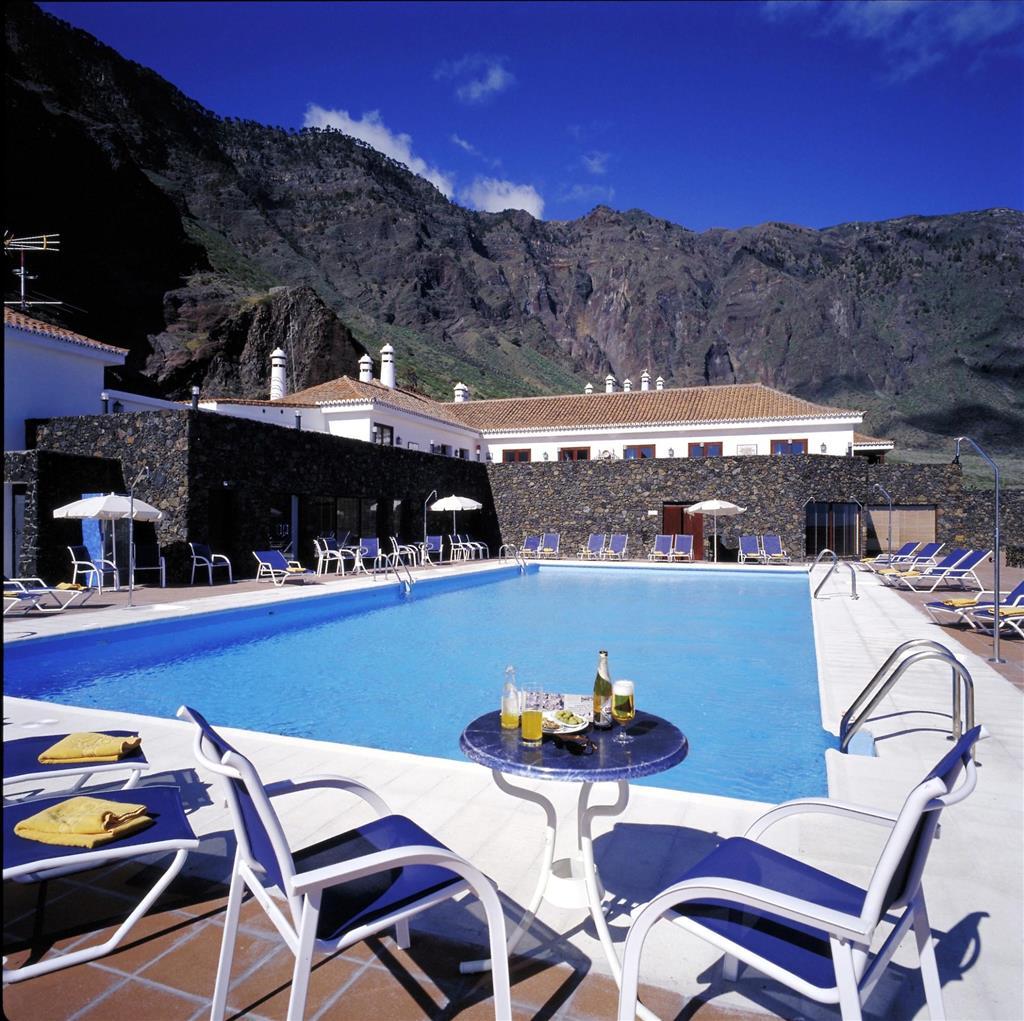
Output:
[
  {"xmin": 3, "ymin": 327, "xmax": 125, "ymax": 450},
  {"xmin": 321, "ymin": 404, "xmax": 483, "ymax": 457},
  {"xmin": 198, "ymin": 400, "xmax": 328, "ymax": 433},
  {"xmin": 482, "ymin": 418, "xmax": 859, "ymax": 462}
]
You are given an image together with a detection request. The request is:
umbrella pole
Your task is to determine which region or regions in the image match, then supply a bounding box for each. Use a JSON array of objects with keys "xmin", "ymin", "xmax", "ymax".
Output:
[{"xmin": 714, "ymin": 514, "xmax": 718, "ymax": 563}]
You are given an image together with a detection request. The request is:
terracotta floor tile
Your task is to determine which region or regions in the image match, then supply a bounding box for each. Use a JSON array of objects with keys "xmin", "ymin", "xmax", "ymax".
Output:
[
  {"xmin": 226, "ymin": 944, "xmax": 362, "ymax": 1019},
  {"xmin": 139, "ymin": 917, "xmax": 276, "ymax": 998},
  {"xmin": 67, "ymin": 907, "xmax": 199, "ymax": 976},
  {"xmin": 310, "ymin": 960, "xmax": 448, "ymax": 1020},
  {"xmin": 73, "ymin": 977, "xmax": 204, "ymax": 1021},
  {"xmin": 2, "ymin": 962, "xmax": 127, "ymax": 1021},
  {"xmin": 505, "ymin": 958, "xmax": 583, "ymax": 1012}
]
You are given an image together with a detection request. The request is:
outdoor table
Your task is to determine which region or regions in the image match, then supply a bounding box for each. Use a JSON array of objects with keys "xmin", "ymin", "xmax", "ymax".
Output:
[{"xmin": 459, "ymin": 710, "xmax": 688, "ymax": 1019}]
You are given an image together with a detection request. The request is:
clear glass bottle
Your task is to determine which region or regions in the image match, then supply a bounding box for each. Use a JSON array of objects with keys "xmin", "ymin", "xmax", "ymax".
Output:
[
  {"xmin": 592, "ymin": 650, "xmax": 612, "ymax": 729},
  {"xmin": 500, "ymin": 665, "xmax": 520, "ymax": 730}
]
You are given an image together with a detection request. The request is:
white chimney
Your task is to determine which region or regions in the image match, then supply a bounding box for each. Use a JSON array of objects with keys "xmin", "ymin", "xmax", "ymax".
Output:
[
  {"xmin": 270, "ymin": 348, "xmax": 287, "ymax": 401},
  {"xmin": 655, "ymin": 376, "xmax": 665, "ymax": 391},
  {"xmin": 623, "ymin": 377, "xmax": 633, "ymax": 392},
  {"xmin": 584, "ymin": 382, "xmax": 594, "ymax": 395},
  {"xmin": 454, "ymin": 381, "xmax": 470, "ymax": 402},
  {"xmin": 380, "ymin": 343, "xmax": 396, "ymax": 388},
  {"xmin": 641, "ymin": 370, "xmax": 651, "ymax": 391},
  {"xmin": 358, "ymin": 353, "xmax": 373, "ymax": 383},
  {"xmin": 605, "ymin": 374, "xmax": 617, "ymax": 393}
]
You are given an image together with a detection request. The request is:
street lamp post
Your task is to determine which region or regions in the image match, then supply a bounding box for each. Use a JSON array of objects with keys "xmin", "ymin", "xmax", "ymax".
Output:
[
  {"xmin": 126, "ymin": 465, "xmax": 151, "ymax": 609},
  {"xmin": 872, "ymin": 483, "xmax": 893, "ymax": 558},
  {"xmin": 953, "ymin": 437, "xmax": 1004, "ymax": 664},
  {"xmin": 423, "ymin": 489, "xmax": 437, "ymax": 544}
]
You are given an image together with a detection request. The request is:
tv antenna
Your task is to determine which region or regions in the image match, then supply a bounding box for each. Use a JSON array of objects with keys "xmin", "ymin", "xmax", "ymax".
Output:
[{"xmin": 4, "ymin": 232, "xmax": 63, "ymax": 309}]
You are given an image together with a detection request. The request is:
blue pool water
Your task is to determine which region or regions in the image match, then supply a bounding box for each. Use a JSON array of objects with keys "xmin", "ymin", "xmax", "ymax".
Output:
[{"xmin": 4, "ymin": 565, "xmax": 832, "ymax": 802}]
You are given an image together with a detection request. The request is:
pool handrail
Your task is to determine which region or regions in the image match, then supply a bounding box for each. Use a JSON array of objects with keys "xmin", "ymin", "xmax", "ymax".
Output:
[{"xmin": 840, "ymin": 639, "xmax": 975, "ymax": 756}]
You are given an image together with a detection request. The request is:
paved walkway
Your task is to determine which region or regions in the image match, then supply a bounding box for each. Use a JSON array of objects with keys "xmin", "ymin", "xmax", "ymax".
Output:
[{"xmin": 4, "ymin": 558, "xmax": 1021, "ymax": 1020}]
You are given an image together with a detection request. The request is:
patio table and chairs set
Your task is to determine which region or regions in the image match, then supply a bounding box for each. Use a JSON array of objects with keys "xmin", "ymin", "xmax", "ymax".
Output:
[{"xmin": 2, "ymin": 688, "xmax": 988, "ymax": 1020}]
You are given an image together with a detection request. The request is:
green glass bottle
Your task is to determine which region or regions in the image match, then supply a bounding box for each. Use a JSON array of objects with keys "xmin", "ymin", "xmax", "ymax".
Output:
[{"xmin": 592, "ymin": 650, "xmax": 612, "ymax": 728}]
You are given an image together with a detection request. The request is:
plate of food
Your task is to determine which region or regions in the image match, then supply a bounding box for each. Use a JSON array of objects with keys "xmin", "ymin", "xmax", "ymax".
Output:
[{"xmin": 542, "ymin": 709, "xmax": 589, "ymax": 735}]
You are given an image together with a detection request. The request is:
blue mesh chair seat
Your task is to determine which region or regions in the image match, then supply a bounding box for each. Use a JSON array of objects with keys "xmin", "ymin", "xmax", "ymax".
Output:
[
  {"xmin": 619, "ymin": 725, "xmax": 985, "ymax": 1020},
  {"xmin": 253, "ymin": 549, "xmax": 315, "ymax": 586},
  {"xmin": 177, "ymin": 705, "xmax": 510, "ymax": 1020},
  {"xmin": 3, "ymin": 785, "xmax": 198, "ymax": 982},
  {"xmin": 671, "ymin": 535, "xmax": 694, "ymax": 561},
  {"xmin": 647, "ymin": 535, "xmax": 672, "ymax": 560},
  {"xmin": 4, "ymin": 730, "xmax": 148, "ymax": 801}
]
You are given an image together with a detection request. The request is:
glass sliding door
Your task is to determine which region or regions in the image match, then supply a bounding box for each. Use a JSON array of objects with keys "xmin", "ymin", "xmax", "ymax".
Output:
[{"xmin": 805, "ymin": 501, "xmax": 861, "ymax": 557}]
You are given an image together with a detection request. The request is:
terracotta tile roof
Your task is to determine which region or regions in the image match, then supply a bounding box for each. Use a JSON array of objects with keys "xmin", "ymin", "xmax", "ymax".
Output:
[
  {"xmin": 4, "ymin": 308, "xmax": 128, "ymax": 357},
  {"xmin": 206, "ymin": 378, "xmax": 860, "ymax": 433},
  {"xmin": 211, "ymin": 376, "xmax": 473, "ymax": 426},
  {"xmin": 446, "ymin": 383, "xmax": 860, "ymax": 432},
  {"xmin": 853, "ymin": 431, "xmax": 894, "ymax": 448}
]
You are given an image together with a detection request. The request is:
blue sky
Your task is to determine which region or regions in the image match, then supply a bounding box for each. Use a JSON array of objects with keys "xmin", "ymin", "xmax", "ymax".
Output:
[{"xmin": 42, "ymin": 0, "xmax": 1024, "ymax": 230}]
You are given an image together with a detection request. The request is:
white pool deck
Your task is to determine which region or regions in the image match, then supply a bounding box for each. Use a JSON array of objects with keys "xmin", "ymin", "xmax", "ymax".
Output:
[{"xmin": 4, "ymin": 560, "xmax": 1022, "ymax": 1020}]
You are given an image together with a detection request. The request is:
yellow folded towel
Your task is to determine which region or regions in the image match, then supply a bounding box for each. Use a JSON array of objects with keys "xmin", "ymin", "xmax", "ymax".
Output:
[
  {"xmin": 942, "ymin": 597, "xmax": 979, "ymax": 608},
  {"xmin": 56, "ymin": 581, "xmax": 85, "ymax": 591},
  {"xmin": 38, "ymin": 732, "xmax": 142, "ymax": 765},
  {"xmin": 14, "ymin": 796, "xmax": 153, "ymax": 848},
  {"xmin": 541, "ymin": 547, "xmax": 554, "ymax": 553},
  {"xmin": 286, "ymin": 566, "xmax": 306, "ymax": 573}
]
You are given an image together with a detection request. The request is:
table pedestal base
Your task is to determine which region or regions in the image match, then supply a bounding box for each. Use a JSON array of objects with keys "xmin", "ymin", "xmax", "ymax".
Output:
[
  {"xmin": 461, "ymin": 770, "xmax": 659, "ymax": 1021},
  {"xmin": 545, "ymin": 855, "xmax": 604, "ymax": 909}
]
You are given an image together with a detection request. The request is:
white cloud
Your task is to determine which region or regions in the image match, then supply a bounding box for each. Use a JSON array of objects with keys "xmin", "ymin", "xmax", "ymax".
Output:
[
  {"xmin": 561, "ymin": 183, "xmax": 616, "ymax": 204},
  {"xmin": 435, "ymin": 55, "xmax": 515, "ymax": 104},
  {"xmin": 451, "ymin": 133, "xmax": 481, "ymax": 156},
  {"xmin": 303, "ymin": 105, "xmax": 454, "ymax": 196},
  {"xmin": 460, "ymin": 177, "xmax": 544, "ymax": 218},
  {"xmin": 762, "ymin": 0, "xmax": 1024, "ymax": 82},
  {"xmin": 582, "ymin": 150, "xmax": 610, "ymax": 175}
]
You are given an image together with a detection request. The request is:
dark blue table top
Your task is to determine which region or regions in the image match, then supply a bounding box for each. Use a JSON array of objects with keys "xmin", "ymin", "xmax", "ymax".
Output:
[{"xmin": 459, "ymin": 710, "xmax": 688, "ymax": 783}]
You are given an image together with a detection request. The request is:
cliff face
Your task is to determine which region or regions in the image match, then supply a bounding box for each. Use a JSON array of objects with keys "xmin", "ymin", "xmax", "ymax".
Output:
[{"xmin": 5, "ymin": 2, "xmax": 1023, "ymax": 449}]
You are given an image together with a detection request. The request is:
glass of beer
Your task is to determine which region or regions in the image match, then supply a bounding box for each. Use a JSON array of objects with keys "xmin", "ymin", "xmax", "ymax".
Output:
[
  {"xmin": 521, "ymin": 685, "xmax": 544, "ymax": 746},
  {"xmin": 611, "ymin": 680, "xmax": 635, "ymax": 744}
]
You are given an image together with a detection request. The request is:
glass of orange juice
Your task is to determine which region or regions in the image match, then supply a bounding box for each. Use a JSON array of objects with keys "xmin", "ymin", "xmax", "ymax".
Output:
[{"xmin": 520, "ymin": 685, "xmax": 544, "ymax": 745}]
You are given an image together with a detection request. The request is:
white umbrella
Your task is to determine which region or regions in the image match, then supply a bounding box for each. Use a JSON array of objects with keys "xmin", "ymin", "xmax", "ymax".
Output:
[
  {"xmin": 53, "ymin": 493, "xmax": 163, "ymax": 522},
  {"xmin": 430, "ymin": 494, "xmax": 483, "ymax": 533},
  {"xmin": 53, "ymin": 491, "xmax": 163, "ymax": 604},
  {"xmin": 685, "ymin": 499, "xmax": 745, "ymax": 563}
]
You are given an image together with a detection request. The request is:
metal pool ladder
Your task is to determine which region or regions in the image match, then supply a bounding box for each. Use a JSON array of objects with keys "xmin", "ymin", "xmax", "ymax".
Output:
[
  {"xmin": 808, "ymin": 548, "xmax": 858, "ymax": 600},
  {"xmin": 498, "ymin": 543, "xmax": 527, "ymax": 574},
  {"xmin": 382, "ymin": 555, "xmax": 415, "ymax": 594},
  {"xmin": 840, "ymin": 639, "xmax": 976, "ymax": 755}
]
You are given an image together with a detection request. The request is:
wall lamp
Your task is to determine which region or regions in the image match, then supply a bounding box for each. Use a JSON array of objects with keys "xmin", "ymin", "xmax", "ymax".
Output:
[{"xmin": 100, "ymin": 391, "xmax": 110, "ymax": 414}]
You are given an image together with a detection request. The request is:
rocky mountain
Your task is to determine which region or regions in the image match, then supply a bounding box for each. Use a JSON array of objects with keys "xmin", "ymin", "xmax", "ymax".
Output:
[{"xmin": 5, "ymin": 2, "xmax": 1023, "ymax": 449}]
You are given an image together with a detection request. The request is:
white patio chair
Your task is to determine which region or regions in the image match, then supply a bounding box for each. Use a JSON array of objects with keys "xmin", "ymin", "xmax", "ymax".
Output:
[
  {"xmin": 68, "ymin": 544, "xmax": 119, "ymax": 592},
  {"xmin": 618, "ymin": 725, "xmax": 986, "ymax": 1021},
  {"xmin": 189, "ymin": 542, "xmax": 233, "ymax": 585},
  {"xmin": 177, "ymin": 706, "xmax": 511, "ymax": 1021}
]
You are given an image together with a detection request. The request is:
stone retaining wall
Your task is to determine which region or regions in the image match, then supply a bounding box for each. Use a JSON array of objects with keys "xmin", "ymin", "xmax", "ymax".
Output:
[
  {"xmin": 28, "ymin": 410, "xmax": 495, "ymax": 582},
  {"xmin": 485, "ymin": 456, "xmax": 1022, "ymax": 560}
]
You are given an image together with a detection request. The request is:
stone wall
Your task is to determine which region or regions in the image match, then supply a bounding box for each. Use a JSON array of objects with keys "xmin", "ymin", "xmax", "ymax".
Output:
[
  {"xmin": 485, "ymin": 456, "xmax": 1023, "ymax": 560},
  {"xmin": 4, "ymin": 448, "xmax": 125, "ymax": 581},
  {"xmin": 29, "ymin": 409, "xmax": 495, "ymax": 582}
]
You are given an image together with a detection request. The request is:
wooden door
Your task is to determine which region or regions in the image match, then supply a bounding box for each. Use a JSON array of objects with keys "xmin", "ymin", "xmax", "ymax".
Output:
[{"xmin": 662, "ymin": 504, "xmax": 704, "ymax": 561}]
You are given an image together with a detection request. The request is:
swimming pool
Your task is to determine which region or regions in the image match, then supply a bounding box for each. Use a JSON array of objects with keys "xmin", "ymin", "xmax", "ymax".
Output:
[{"xmin": 3, "ymin": 565, "xmax": 832, "ymax": 801}]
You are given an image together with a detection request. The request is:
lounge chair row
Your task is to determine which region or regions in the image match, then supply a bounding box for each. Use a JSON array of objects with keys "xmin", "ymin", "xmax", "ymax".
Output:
[
  {"xmin": 876, "ymin": 548, "xmax": 990, "ymax": 593},
  {"xmin": 737, "ymin": 534, "xmax": 791, "ymax": 564},
  {"xmin": 3, "ymin": 712, "xmax": 986, "ymax": 1021},
  {"xmin": 924, "ymin": 578, "xmax": 1024, "ymax": 637}
]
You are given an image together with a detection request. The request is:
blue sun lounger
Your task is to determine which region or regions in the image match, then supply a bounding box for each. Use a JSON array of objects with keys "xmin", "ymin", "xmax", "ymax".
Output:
[
  {"xmin": 579, "ymin": 534, "xmax": 606, "ymax": 559},
  {"xmin": 761, "ymin": 534, "xmax": 791, "ymax": 563},
  {"xmin": 924, "ymin": 578, "xmax": 1024, "ymax": 628},
  {"xmin": 737, "ymin": 535, "xmax": 765, "ymax": 564},
  {"xmin": 4, "ymin": 578, "xmax": 95, "ymax": 616},
  {"xmin": 671, "ymin": 535, "xmax": 693, "ymax": 562},
  {"xmin": 538, "ymin": 532, "xmax": 561, "ymax": 558},
  {"xmin": 602, "ymin": 534, "xmax": 628, "ymax": 559},
  {"xmin": 520, "ymin": 535, "xmax": 541, "ymax": 558},
  {"xmin": 890, "ymin": 549, "xmax": 988, "ymax": 592},
  {"xmin": 253, "ymin": 549, "xmax": 316, "ymax": 585},
  {"xmin": 4, "ymin": 730, "xmax": 148, "ymax": 803},
  {"xmin": 3, "ymin": 785, "xmax": 198, "ymax": 982},
  {"xmin": 648, "ymin": 535, "xmax": 672, "ymax": 560}
]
